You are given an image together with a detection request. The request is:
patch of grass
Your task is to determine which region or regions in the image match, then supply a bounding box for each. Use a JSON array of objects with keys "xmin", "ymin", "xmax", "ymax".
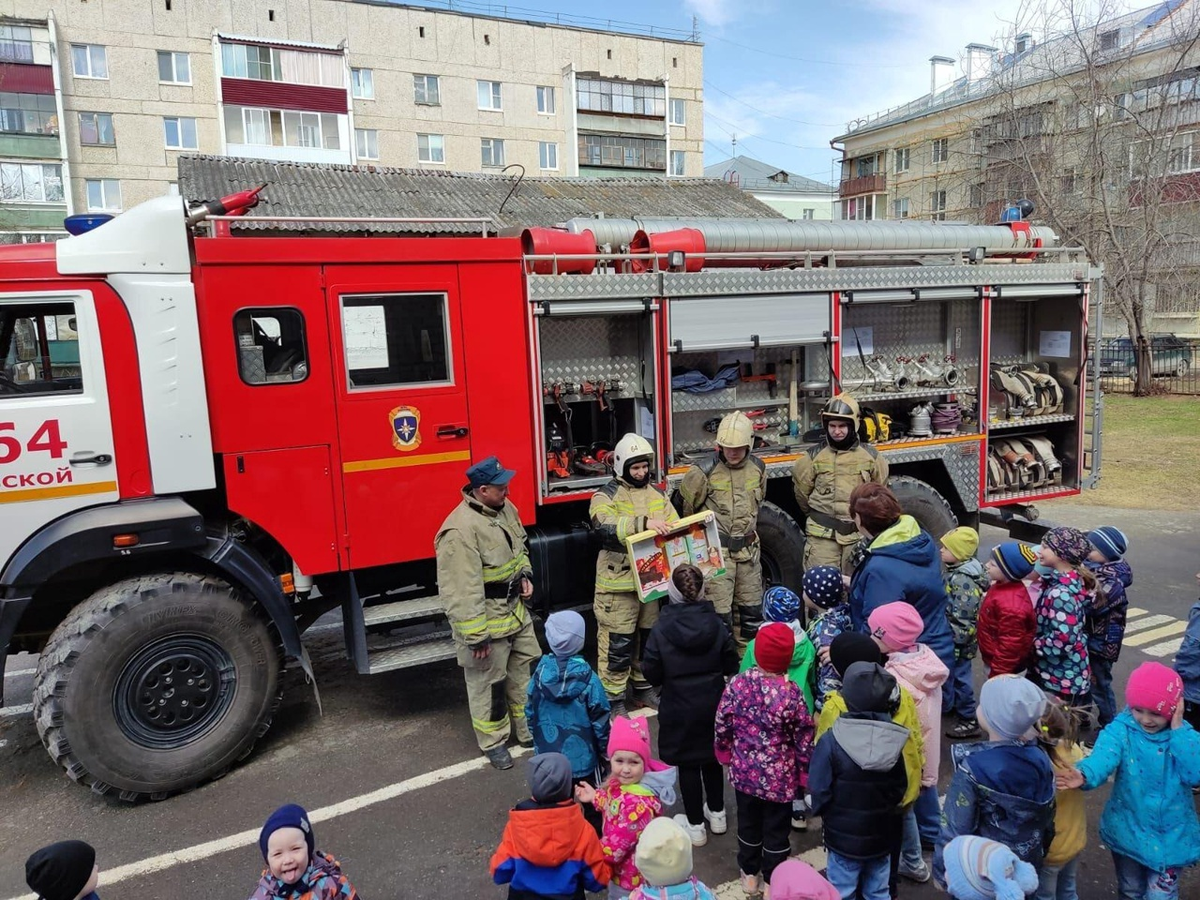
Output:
[{"xmin": 1075, "ymin": 394, "xmax": 1200, "ymax": 510}]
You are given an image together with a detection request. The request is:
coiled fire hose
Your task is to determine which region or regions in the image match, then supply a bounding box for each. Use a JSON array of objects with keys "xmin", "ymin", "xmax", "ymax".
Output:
[{"xmin": 931, "ymin": 402, "xmax": 963, "ymax": 434}]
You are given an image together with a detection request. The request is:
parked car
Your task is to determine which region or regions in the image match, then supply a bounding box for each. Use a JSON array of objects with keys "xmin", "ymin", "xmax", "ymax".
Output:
[{"xmin": 1098, "ymin": 334, "xmax": 1193, "ymax": 378}]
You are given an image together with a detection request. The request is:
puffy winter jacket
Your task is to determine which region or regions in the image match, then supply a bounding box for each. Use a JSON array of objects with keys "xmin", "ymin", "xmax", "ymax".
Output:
[
  {"xmin": 592, "ymin": 779, "xmax": 667, "ymax": 892},
  {"xmin": 808, "ymin": 713, "xmax": 909, "ymax": 860},
  {"xmin": 848, "ymin": 516, "xmax": 954, "ymax": 669},
  {"xmin": 740, "ymin": 622, "xmax": 817, "ymax": 715},
  {"xmin": 629, "ymin": 878, "xmax": 717, "ymax": 900},
  {"xmin": 642, "ymin": 601, "xmax": 739, "ymax": 765},
  {"xmin": 248, "ymin": 852, "xmax": 359, "ymax": 900},
  {"xmin": 1085, "ymin": 559, "xmax": 1132, "ymax": 662},
  {"xmin": 977, "ymin": 581, "xmax": 1035, "ymax": 676},
  {"xmin": 884, "ymin": 645, "xmax": 949, "ymax": 787},
  {"xmin": 817, "ymin": 687, "xmax": 923, "ymax": 808},
  {"xmin": 933, "ymin": 741, "xmax": 1056, "ymax": 884},
  {"xmin": 1077, "ymin": 712, "xmax": 1200, "ymax": 872},
  {"xmin": 1176, "ymin": 596, "xmax": 1200, "ymax": 704},
  {"xmin": 1043, "ymin": 743, "xmax": 1087, "ymax": 868},
  {"xmin": 806, "ymin": 604, "xmax": 852, "ymax": 711},
  {"xmin": 1033, "ymin": 571, "xmax": 1093, "ymax": 699},
  {"xmin": 526, "ymin": 655, "xmax": 611, "ymax": 781},
  {"xmin": 944, "ymin": 558, "xmax": 989, "ymax": 659},
  {"xmin": 491, "ymin": 799, "xmax": 610, "ymax": 899}
]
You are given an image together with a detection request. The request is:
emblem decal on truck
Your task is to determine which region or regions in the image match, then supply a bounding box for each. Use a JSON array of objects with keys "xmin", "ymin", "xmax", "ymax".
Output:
[{"xmin": 389, "ymin": 405, "xmax": 422, "ymax": 451}]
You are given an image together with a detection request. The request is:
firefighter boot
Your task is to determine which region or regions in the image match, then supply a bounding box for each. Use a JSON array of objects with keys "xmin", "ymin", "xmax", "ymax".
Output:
[{"xmin": 632, "ymin": 684, "xmax": 660, "ymax": 710}]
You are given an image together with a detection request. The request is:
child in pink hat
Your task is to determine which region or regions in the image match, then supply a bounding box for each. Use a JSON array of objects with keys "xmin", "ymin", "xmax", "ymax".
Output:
[
  {"xmin": 868, "ymin": 601, "xmax": 949, "ymax": 884},
  {"xmin": 576, "ymin": 717, "xmax": 677, "ymax": 898}
]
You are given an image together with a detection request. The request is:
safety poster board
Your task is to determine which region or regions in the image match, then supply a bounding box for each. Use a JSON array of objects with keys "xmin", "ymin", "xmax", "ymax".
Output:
[{"xmin": 625, "ymin": 512, "xmax": 727, "ymax": 604}]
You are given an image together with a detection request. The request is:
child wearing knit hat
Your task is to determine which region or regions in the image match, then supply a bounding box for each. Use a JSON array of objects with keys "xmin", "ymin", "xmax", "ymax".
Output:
[
  {"xmin": 932, "ymin": 676, "xmax": 1055, "ymax": 889},
  {"xmin": 802, "ymin": 565, "xmax": 853, "ymax": 714},
  {"xmin": 868, "ymin": 602, "xmax": 949, "ymax": 884},
  {"xmin": 1059, "ymin": 662, "xmax": 1200, "ymax": 900},
  {"xmin": 250, "ymin": 804, "xmax": 360, "ymax": 900},
  {"xmin": 714, "ymin": 623, "xmax": 814, "ymax": 896},
  {"xmin": 939, "ymin": 527, "xmax": 989, "ymax": 740},
  {"xmin": 628, "ymin": 817, "xmax": 718, "ymax": 900},
  {"xmin": 942, "ymin": 836, "xmax": 1037, "ymax": 900},
  {"xmin": 1083, "ymin": 526, "xmax": 1133, "ymax": 728},
  {"xmin": 24, "ymin": 841, "xmax": 99, "ymax": 900},
  {"xmin": 527, "ymin": 609, "xmax": 611, "ymax": 835},
  {"xmin": 1032, "ymin": 527, "xmax": 1097, "ymax": 707},
  {"xmin": 977, "ymin": 543, "xmax": 1037, "ymax": 678}
]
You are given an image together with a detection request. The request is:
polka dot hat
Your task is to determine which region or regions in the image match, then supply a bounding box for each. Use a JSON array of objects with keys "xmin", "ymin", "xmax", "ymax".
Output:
[{"xmin": 802, "ymin": 565, "xmax": 846, "ymax": 609}]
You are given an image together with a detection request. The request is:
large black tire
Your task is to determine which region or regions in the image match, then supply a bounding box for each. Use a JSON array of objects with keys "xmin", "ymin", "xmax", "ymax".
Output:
[
  {"xmin": 33, "ymin": 573, "xmax": 283, "ymax": 801},
  {"xmin": 888, "ymin": 475, "xmax": 958, "ymax": 540},
  {"xmin": 757, "ymin": 500, "xmax": 805, "ymax": 593}
]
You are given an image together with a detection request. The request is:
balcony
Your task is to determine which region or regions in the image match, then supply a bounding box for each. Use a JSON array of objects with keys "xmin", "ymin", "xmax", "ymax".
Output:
[{"xmin": 840, "ymin": 172, "xmax": 886, "ymax": 197}]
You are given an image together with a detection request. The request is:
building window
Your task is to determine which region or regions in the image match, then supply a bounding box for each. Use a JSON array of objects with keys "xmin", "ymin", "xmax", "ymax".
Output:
[
  {"xmin": 157, "ymin": 50, "xmax": 190, "ymax": 84},
  {"xmin": 670, "ymin": 150, "xmax": 686, "ymax": 176},
  {"xmin": 0, "ymin": 94, "xmax": 59, "ymax": 135},
  {"xmin": 417, "ymin": 133, "xmax": 444, "ymax": 163},
  {"xmin": 894, "ymin": 147, "xmax": 910, "ymax": 174},
  {"xmin": 855, "ymin": 155, "xmax": 878, "ymax": 178},
  {"xmin": 970, "ymin": 183, "xmax": 984, "ymax": 208},
  {"xmin": 669, "ymin": 98, "xmax": 686, "ymax": 126},
  {"xmin": 351, "ymin": 67, "xmax": 374, "ymax": 100},
  {"xmin": 931, "ymin": 138, "xmax": 949, "ymax": 164},
  {"xmin": 841, "ymin": 195, "xmax": 876, "ymax": 221},
  {"xmin": 241, "ymin": 108, "xmax": 271, "ymax": 145},
  {"xmin": 222, "ymin": 106, "xmax": 340, "ymax": 150},
  {"xmin": 414, "ymin": 74, "xmax": 440, "ymax": 106},
  {"xmin": 1099, "ymin": 29, "xmax": 1120, "ymax": 51},
  {"xmin": 481, "ymin": 137, "xmax": 505, "ymax": 167},
  {"xmin": 0, "ymin": 302, "xmax": 83, "ymax": 396},
  {"xmin": 930, "ymin": 190, "xmax": 947, "ymax": 220},
  {"xmin": 234, "ymin": 308, "xmax": 308, "ymax": 385},
  {"xmin": 79, "ymin": 112, "xmax": 115, "ymax": 146},
  {"xmin": 71, "ymin": 44, "xmax": 108, "ymax": 80},
  {"xmin": 1, "ymin": 163, "xmax": 64, "ymax": 202},
  {"xmin": 801, "ymin": 209, "xmax": 815, "ymax": 220},
  {"xmin": 537, "ymin": 85, "xmax": 555, "ymax": 114},
  {"xmin": 477, "ymin": 80, "xmax": 502, "ymax": 110},
  {"xmin": 1113, "ymin": 93, "xmax": 1129, "ymax": 121},
  {"xmin": 341, "ymin": 293, "xmax": 451, "ymax": 388},
  {"xmin": 539, "ymin": 141, "xmax": 558, "ymax": 170},
  {"xmin": 282, "ymin": 111, "xmax": 340, "ymax": 149},
  {"xmin": 576, "ymin": 78, "xmax": 666, "ymax": 117},
  {"xmin": 356, "ymin": 128, "xmax": 378, "ymax": 160},
  {"xmin": 893, "ymin": 197, "xmax": 910, "ymax": 219},
  {"xmin": 163, "ymin": 116, "xmax": 198, "ymax": 150},
  {"xmin": 222, "ymin": 43, "xmax": 278, "ymax": 81},
  {"xmin": 85, "ymin": 178, "xmax": 121, "ymax": 211},
  {"xmin": 0, "ymin": 25, "xmax": 34, "ymax": 64},
  {"xmin": 578, "ymin": 133, "xmax": 666, "ymax": 171},
  {"xmin": 1061, "ymin": 166, "xmax": 1078, "ymax": 195}
]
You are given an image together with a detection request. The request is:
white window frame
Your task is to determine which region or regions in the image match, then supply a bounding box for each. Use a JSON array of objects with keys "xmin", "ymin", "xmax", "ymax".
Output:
[
  {"xmin": 157, "ymin": 50, "xmax": 191, "ymax": 85},
  {"xmin": 351, "ymin": 67, "xmax": 374, "ymax": 100},
  {"xmin": 71, "ymin": 44, "xmax": 108, "ymax": 80},
  {"xmin": 417, "ymin": 133, "xmax": 445, "ymax": 164},
  {"xmin": 893, "ymin": 197, "xmax": 910, "ymax": 218},
  {"xmin": 669, "ymin": 149, "xmax": 686, "ymax": 176},
  {"xmin": 480, "ymin": 137, "xmax": 505, "ymax": 167},
  {"xmin": 931, "ymin": 138, "xmax": 949, "ymax": 164},
  {"xmin": 538, "ymin": 141, "xmax": 558, "ymax": 171},
  {"xmin": 477, "ymin": 80, "xmax": 502, "ymax": 111},
  {"xmin": 355, "ymin": 128, "xmax": 379, "ymax": 160},
  {"xmin": 930, "ymin": 189, "xmax": 947, "ymax": 220},
  {"xmin": 894, "ymin": 147, "xmax": 910, "ymax": 174},
  {"xmin": 163, "ymin": 116, "xmax": 199, "ymax": 151},
  {"xmin": 85, "ymin": 178, "xmax": 121, "ymax": 211},
  {"xmin": 536, "ymin": 85, "xmax": 556, "ymax": 115},
  {"xmin": 414, "ymin": 74, "xmax": 440, "ymax": 106},
  {"xmin": 800, "ymin": 209, "xmax": 815, "ymax": 220},
  {"xmin": 243, "ymin": 108, "xmax": 271, "ymax": 146},
  {"xmin": 78, "ymin": 112, "xmax": 115, "ymax": 147},
  {"xmin": 1, "ymin": 162, "xmax": 65, "ymax": 203},
  {"xmin": 669, "ymin": 98, "xmax": 686, "ymax": 126}
]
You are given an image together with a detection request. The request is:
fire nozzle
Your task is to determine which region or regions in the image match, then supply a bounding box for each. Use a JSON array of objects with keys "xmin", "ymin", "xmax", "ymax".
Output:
[{"xmin": 186, "ymin": 184, "xmax": 267, "ymax": 227}]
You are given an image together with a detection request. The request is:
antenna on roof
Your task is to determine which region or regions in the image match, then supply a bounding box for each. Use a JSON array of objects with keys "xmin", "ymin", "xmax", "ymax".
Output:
[{"xmin": 498, "ymin": 163, "xmax": 526, "ymax": 218}]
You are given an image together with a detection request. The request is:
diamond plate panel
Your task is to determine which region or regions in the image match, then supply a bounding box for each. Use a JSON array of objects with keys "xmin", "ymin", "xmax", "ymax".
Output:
[
  {"xmin": 527, "ymin": 272, "xmax": 659, "ymax": 301},
  {"xmin": 539, "ymin": 315, "xmax": 645, "ymax": 388},
  {"xmin": 878, "ymin": 441, "xmax": 983, "ymax": 512},
  {"xmin": 990, "ymin": 299, "xmax": 1030, "ymax": 365}
]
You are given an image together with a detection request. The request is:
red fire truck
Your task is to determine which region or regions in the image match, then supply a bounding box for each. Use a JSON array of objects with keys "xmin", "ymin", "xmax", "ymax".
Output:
[{"xmin": 0, "ymin": 189, "xmax": 1102, "ymax": 800}]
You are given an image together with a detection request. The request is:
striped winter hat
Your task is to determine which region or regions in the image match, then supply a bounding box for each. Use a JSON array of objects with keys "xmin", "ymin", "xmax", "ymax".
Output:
[
  {"xmin": 1088, "ymin": 526, "xmax": 1128, "ymax": 562},
  {"xmin": 990, "ymin": 542, "xmax": 1038, "ymax": 582}
]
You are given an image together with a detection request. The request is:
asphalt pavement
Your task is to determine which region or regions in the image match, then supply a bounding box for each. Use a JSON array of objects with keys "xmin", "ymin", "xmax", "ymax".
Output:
[{"xmin": 1, "ymin": 499, "xmax": 1198, "ymax": 900}]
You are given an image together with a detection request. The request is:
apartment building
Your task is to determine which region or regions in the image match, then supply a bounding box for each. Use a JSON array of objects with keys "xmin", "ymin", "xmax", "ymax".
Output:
[
  {"xmin": 0, "ymin": 0, "xmax": 704, "ymax": 238},
  {"xmin": 704, "ymin": 154, "xmax": 836, "ymax": 220}
]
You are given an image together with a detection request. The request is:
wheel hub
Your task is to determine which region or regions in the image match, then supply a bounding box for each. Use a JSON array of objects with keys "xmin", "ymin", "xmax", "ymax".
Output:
[{"xmin": 114, "ymin": 635, "xmax": 236, "ymax": 749}]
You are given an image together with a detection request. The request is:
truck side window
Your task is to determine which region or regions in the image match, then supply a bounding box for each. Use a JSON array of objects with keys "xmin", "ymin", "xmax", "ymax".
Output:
[
  {"xmin": 234, "ymin": 308, "xmax": 308, "ymax": 385},
  {"xmin": 0, "ymin": 302, "xmax": 83, "ymax": 397},
  {"xmin": 341, "ymin": 293, "xmax": 450, "ymax": 389}
]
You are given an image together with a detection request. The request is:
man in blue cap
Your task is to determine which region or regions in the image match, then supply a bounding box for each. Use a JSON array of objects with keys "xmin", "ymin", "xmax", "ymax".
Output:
[{"xmin": 435, "ymin": 455, "xmax": 540, "ymax": 769}]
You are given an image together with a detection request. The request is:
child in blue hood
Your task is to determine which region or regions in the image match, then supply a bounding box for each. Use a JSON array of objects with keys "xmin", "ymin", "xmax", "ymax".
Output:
[
  {"xmin": 1059, "ymin": 662, "xmax": 1200, "ymax": 900},
  {"xmin": 25, "ymin": 841, "xmax": 99, "ymax": 900}
]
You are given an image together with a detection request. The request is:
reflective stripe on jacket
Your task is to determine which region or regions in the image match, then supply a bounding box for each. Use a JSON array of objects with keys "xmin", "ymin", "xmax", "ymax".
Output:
[
  {"xmin": 792, "ymin": 441, "xmax": 888, "ymax": 544},
  {"xmin": 679, "ymin": 455, "xmax": 765, "ymax": 561},
  {"xmin": 590, "ymin": 478, "xmax": 679, "ymax": 593}
]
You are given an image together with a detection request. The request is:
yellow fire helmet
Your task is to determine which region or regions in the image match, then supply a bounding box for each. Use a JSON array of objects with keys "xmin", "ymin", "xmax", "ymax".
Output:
[
  {"xmin": 820, "ymin": 394, "xmax": 861, "ymax": 429},
  {"xmin": 715, "ymin": 411, "xmax": 754, "ymax": 450}
]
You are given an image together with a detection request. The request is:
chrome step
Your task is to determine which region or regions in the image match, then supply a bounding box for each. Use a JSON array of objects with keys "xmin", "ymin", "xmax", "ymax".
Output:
[
  {"xmin": 363, "ymin": 595, "xmax": 443, "ymax": 627},
  {"xmin": 367, "ymin": 629, "xmax": 456, "ymax": 673}
]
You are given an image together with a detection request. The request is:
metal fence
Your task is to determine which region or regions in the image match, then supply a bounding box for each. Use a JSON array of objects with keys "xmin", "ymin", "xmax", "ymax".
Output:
[{"xmin": 1097, "ymin": 337, "xmax": 1200, "ymax": 394}]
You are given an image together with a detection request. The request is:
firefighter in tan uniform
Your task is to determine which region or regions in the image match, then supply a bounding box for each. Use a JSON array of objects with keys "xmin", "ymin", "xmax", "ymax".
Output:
[
  {"xmin": 791, "ymin": 395, "xmax": 889, "ymax": 574},
  {"xmin": 678, "ymin": 412, "xmax": 765, "ymax": 654},
  {"xmin": 435, "ymin": 455, "xmax": 541, "ymax": 770},
  {"xmin": 590, "ymin": 433, "xmax": 679, "ymax": 718}
]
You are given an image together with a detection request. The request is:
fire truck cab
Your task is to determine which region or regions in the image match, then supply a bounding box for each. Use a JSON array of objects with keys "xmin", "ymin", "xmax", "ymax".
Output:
[{"xmin": 0, "ymin": 190, "xmax": 1101, "ymax": 800}]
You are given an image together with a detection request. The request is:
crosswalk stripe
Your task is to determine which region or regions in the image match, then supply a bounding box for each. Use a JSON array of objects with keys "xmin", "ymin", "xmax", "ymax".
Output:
[
  {"xmin": 1124, "ymin": 621, "xmax": 1188, "ymax": 647},
  {"xmin": 1124, "ymin": 614, "xmax": 1176, "ymax": 634},
  {"xmin": 0, "ymin": 703, "xmax": 31, "ymax": 718},
  {"xmin": 1126, "ymin": 607, "xmax": 1151, "ymax": 617},
  {"xmin": 1141, "ymin": 637, "xmax": 1185, "ymax": 658}
]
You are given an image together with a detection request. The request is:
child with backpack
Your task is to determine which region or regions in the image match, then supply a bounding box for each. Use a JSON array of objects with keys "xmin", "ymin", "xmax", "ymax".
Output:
[
  {"xmin": 940, "ymin": 526, "xmax": 989, "ymax": 739},
  {"xmin": 642, "ymin": 564, "xmax": 739, "ymax": 847},
  {"xmin": 628, "ymin": 817, "xmax": 719, "ymax": 900},
  {"xmin": 1058, "ymin": 662, "xmax": 1200, "ymax": 900},
  {"xmin": 714, "ymin": 622, "xmax": 814, "ymax": 896},
  {"xmin": 25, "ymin": 841, "xmax": 100, "ymax": 900},
  {"xmin": 1034, "ymin": 698, "xmax": 1087, "ymax": 900},
  {"xmin": 802, "ymin": 565, "xmax": 852, "ymax": 712},
  {"xmin": 491, "ymin": 752, "xmax": 611, "ymax": 899},
  {"xmin": 249, "ymin": 804, "xmax": 360, "ymax": 900},
  {"xmin": 977, "ymin": 543, "xmax": 1038, "ymax": 677},
  {"xmin": 1034, "ymin": 528, "xmax": 1097, "ymax": 708},
  {"xmin": 1084, "ymin": 526, "xmax": 1132, "ymax": 728}
]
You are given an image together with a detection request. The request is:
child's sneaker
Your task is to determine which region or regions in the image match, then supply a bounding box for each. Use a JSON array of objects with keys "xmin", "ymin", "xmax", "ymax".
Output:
[
  {"xmin": 672, "ymin": 814, "xmax": 708, "ymax": 847},
  {"xmin": 791, "ymin": 800, "xmax": 807, "ymax": 830},
  {"xmin": 703, "ymin": 804, "xmax": 727, "ymax": 834},
  {"xmin": 739, "ymin": 870, "xmax": 762, "ymax": 895},
  {"xmin": 899, "ymin": 858, "xmax": 931, "ymax": 882},
  {"xmin": 946, "ymin": 717, "xmax": 981, "ymax": 739}
]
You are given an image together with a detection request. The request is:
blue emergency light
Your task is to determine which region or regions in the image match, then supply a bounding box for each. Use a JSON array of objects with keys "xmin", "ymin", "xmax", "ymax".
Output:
[{"xmin": 63, "ymin": 213, "xmax": 114, "ymax": 236}]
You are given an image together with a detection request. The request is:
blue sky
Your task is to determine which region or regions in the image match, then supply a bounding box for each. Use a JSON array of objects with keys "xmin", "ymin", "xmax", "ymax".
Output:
[{"xmin": 431, "ymin": 0, "xmax": 1129, "ymax": 184}]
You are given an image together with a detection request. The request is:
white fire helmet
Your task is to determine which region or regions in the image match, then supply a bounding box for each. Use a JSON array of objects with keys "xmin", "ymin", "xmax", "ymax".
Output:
[
  {"xmin": 715, "ymin": 412, "xmax": 754, "ymax": 450},
  {"xmin": 613, "ymin": 433, "xmax": 655, "ymax": 481}
]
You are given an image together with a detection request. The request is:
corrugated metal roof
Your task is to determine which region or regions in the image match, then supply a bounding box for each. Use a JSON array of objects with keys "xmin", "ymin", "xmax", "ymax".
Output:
[
  {"xmin": 176, "ymin": 156, "xmax": 783, "ymax": 234},
  {"xmin": 703, "ymin": 155, "xmax": 835, "ymax": 194},
  {"xmin": 216, "ymin": 32, "xmax": 343, "ymax": 53}
]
